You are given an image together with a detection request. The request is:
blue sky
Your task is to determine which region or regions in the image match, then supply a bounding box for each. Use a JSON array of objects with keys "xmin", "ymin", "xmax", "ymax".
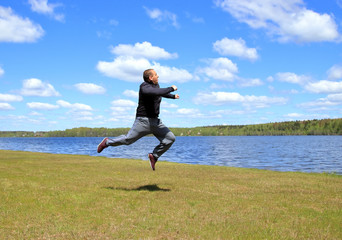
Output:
[{"xmin": 1, "ymin": 0, "xmax": 342, "ymax": 131}]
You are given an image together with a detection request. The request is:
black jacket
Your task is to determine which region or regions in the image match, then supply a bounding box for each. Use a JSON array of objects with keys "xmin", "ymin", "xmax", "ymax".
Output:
[{"xmin": 136, "ymin": 82, "xmax": 175, "ymax": 118}]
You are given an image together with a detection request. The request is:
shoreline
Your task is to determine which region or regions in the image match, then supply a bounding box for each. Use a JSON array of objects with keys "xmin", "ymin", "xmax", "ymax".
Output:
[
  {"xmin": 1, "ymin": 118, "xmax": 342, "ymax": 137},
  {"xmin": 1, "ymin": 149, "xmax": 341, "ymax": 176}
]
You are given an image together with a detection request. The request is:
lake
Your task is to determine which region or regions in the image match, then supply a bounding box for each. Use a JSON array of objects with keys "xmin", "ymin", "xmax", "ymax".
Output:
[{"xmin": 0, "ymin": 136, "xmax": 341, "ymax": 174}]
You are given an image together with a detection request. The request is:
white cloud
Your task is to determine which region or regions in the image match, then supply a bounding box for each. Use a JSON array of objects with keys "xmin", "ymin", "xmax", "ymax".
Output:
[
  {"xmin": 273, "ymin": 72, "xmax": 342, "ymax": 94},
  {"xmin": 66, "ymin": 110, "xmax": 96, "ymax": 121},
  {"xmin": 0, "ymin": 115, "xmax": 27, "ymax": 120},
  {"xmin": 110, "ymin": 107, "xmax": 132, "ymax": 114},
  {"xmin": 302, "ymin": 93, "xmax": 342, "ymax": 109},
  {"xmin": 0, "ymin": 6, "xmax": 44, "ymax": 43},
  {"xmin": 123, "ymin": 90, "xmax": 139, "ymax": 98},
  {"xmin": 109, "ymin": 99, "xmax": 136, "ymax": 121},
  {"xmin": 29, "ymin": 0, "xmax": 55, "ymax": 14},
  {"xmin": 21, "ymin": 78, "xmax": 60, "ymax": 97},
  {"xmin": 27, "ymin": 102, "xmax": 59, "ymax": 110},
  {"xmin": 74, "ymin": 83, "xmax": 106, "ymax": 94},
  {"xmin": 111, "ymin": 42, "xmax": 178, "ymax": 60},
  {"xmin": 213, "ymin": 37, "xmax": 258, "ymax": 61},
  {"xmin": 97, "ymin": 56, "xmax": 192, "ymax": 83},
  {"xmin": 193, "ymin": 91, "xmax": 287, "ymax": 108},
  {"xmin": 28, "ymin": 0, "xmax": 64, "ymax": 22},
  {"xmin": 185, "ymin": 12, "xmax": 205, "ymax": 24},
  {"xmin": 299, "ymin": 93, "xmax": 342, "ymax": 109},
  {"xmin": 194, "ymin": 92, "xmax": 243, "ymax": 105},
  {"xmin": 177, "ymin": 108, "xmax": 203, "ymax": 118},
  {"xmin": 144, "ymin": 7, "xmax": 179, "ymax": 28},
  {"xmin": 96, "ymin": 30, "xmax": 112, "ymax": 39},
  {"xmin": 305, "ymin": 80, "xmax": 342, "ymax": 93},
  {"xmin": 275, "ymin": 72, "xmax": 311, "ymax": 85},
  {"xmin": 238, "ymin": 77, "xmax": 263, "ymax": 87},
  {"xmin": 77, "ymin": 111, "xmax": 93, "ymax": 117},
  {"xmin": 300, "ymin": 101, "xmax": 336, "ymax": 109},
  {"xmin": 98, "ymin": 42, "xmax": 192, "ymax": 83},
  {"xmin": 210, "ymin": 83, "xmax": 227, "ymax": 89},
  {"xmin": 109, "ymin": 19, "xmax": 119, "ymax": 26},
  {"xmin": 162, "ymin": 101, "xmax": 178, "ymax": 108},
  {"xmin": 111, "ymin": 99, "xmax": 136, "ymax": 107},
  {"xmin": 267, "ymin": 76, "xmax": 274, "ymax": 82},
  {"xmin": 29, "ymin": 111, "xmax": 43, "ymax": 116},
  {"xmin": 199, "ymin": 58, "xmax": 238, "ymax": 81},
  {"xmin": 0, "ymin": 66, "xmax": 4, "ymax": 77},
  {"xmin": 152, "ymin": 62, "xmax": 193, "ymax": 83},
  {"xmin": 57, "ymin": 100, "xmax": 93, "ymax": 111},
  {"xmin": 211, "ymin": 109, "xmax": 248, "ymax": 116},
  {"xmin": 0, "ymin": 93, "xmax": 23, "ymax": 102},
  {"xmin": 97, "ymin": 56, "xmax": 150, "ymax": 82},
  {"xmin": 0, "ymin": 115, "xmax": 28, "ymax": 123},
  {"xmin": 327, "ymin": 65, "xmax": 342, "ymax": 80},
  {"xmin": 107, "ymin": 118, "xmax": 119, "ymax": 122},
  {"xmin": 283, "ymin": 113, "xmax": 331, "ymax": 120},
  {"xmin": 285, "ymin": 113, "xmax": 304, "ymax": 118},
  {"xmin": 145, "ymin": 8, "xmax": 162, "ymax": 19},
  {"xmin": 192, "ymin": 17, "xmax": 205, "ymax": 24},
  {"xmin": 109, "ymin": 114, "xmax": 135, "ymax": 123},
  {"xmin": 215, "ymin": 0, "xmax": 340, "ymax": 43},
  {"xmin": 0, "ymin": 103, "xmax": 14, "ymax": 110},
  {"xmin": 198, "ymin": 56, "xmax": 260, "ymax": 87},
  {"xmin": 177, "ymin": 108, "xmax": 200, "ymax": 115},
  {"xmin": 326, "ymin": 93, "xmax": 342, "ymax": 102}
]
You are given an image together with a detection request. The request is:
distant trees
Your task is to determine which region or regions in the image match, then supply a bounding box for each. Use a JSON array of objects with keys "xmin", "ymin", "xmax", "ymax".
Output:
[
  {"xmin": 171, "ymin": 118, "xmax": 342, "ymax": 136},
  {"xmin": 44, "ymin": 127, "xmax": 130, "ymax": 137},
  {"xmin": 0, "ymin": 131, "xmax": 35, "ymax": 137},
  {"xmin": 1, "ymin": 118, "xmax": 342, "ymax": 137}
]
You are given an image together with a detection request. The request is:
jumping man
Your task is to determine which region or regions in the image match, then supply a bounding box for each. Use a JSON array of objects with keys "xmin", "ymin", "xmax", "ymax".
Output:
[{"xmin": 97, "ymin": 69, "xmax": 179, "ymax": 170}]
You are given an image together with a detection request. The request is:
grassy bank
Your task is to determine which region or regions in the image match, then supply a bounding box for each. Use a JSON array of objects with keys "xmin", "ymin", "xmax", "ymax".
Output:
[{"xmin": 0, "ymin": 150, "xmax": 341, "ymax": 239}]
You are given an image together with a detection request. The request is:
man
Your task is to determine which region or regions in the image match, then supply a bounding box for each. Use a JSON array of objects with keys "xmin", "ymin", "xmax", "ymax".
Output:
[{"xmin": 97, "ymin": 69, "xmax": 179, "ymax": 171}]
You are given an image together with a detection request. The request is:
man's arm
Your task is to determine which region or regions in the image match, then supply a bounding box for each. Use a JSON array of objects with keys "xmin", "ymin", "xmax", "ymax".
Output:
[
  {"xmin": 140, "ymin": 83, "xmax": 177, "ymax": 96},
  {"xmin": 162, "ymin": 93, "xmax": 176, "ymax": 99},
  {"xmin": 163, "ymin": 86, "xmax": 179, "ymax": 99}
]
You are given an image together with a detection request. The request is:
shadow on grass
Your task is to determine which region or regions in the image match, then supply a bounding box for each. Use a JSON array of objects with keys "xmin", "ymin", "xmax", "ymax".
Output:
[{"xmin": 104, "ymin": 184, "xmax": 171, "ymax": 192}]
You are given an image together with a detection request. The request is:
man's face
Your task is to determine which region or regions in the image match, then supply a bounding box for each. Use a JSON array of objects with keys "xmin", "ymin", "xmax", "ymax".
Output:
[{"xmin": 149, "ymin": 70, "xmax": 159, "ymax": 84}]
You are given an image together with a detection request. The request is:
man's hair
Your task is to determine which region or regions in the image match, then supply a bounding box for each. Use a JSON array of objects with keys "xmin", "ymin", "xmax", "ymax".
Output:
[{"xmin": 143, "ymin": 69, "xmax": 154, "ymax": 82}]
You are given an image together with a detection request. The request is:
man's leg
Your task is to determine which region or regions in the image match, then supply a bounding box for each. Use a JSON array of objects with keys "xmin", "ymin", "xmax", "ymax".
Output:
[
  {"xmin": 108, "ymin": 117, "xmax": 151, "ymax": 146},
  {"xmin": 151, "ymin": 119, "xmax": 176, "ymax": 159},
  {"xmin": 99, "ymin": 117, "xmax": 150, "ymax": 152}
]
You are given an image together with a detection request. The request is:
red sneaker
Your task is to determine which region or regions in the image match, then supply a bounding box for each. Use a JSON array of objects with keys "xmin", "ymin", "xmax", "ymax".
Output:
[
  {"xmin": 97, "ymin": 137, "xmax": 108, "ymax": 153},
  {"xmin": 148, "ymin": 153, "xmax": 158, "ymax": 171}
]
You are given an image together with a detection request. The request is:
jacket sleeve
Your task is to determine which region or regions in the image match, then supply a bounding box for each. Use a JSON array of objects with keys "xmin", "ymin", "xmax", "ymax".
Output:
[
  {"xmin": 140, "ymin": 83, "xmax": 174, "ymax": 96},
  {"xmin": 162, "ymin": 93, "xmax": 176, "ymax": 99}
]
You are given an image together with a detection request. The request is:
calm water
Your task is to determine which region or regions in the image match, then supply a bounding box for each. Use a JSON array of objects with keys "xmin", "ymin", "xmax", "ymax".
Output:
[{"xmin": 0, "ymin": 136, "xmax": 341, "ymax": 174}]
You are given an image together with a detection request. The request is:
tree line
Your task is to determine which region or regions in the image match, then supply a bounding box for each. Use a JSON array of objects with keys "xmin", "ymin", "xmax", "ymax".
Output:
[{"xmin": 1, "ymin": 118, "xmax": 342, "ymax": 137}]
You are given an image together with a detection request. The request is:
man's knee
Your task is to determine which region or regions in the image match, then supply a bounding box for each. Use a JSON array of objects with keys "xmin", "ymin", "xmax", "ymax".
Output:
[
  {"xmin": 164, "ymin": 132, "xmax": 176, "ymax": 145},
  {"xmin": 124, "ymin": 138, "xmax": 135, "ymax": 145}
]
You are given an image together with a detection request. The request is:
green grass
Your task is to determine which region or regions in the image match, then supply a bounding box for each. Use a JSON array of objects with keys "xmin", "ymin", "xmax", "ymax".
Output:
[{"xmin": 0, "ymin": 150, "xmax": 341, "ymax": 239}]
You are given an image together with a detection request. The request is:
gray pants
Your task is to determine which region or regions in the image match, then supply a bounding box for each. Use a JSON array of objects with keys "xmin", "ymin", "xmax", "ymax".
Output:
[{"xmin": 106, "ymin": 117, "xmax": 176, "ymax": 159}]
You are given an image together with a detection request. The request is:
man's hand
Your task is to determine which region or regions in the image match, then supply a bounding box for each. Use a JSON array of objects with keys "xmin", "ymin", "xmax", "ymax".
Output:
[
  {"xmin": 175, "ymin": 94, "xmax": 180, "ymax": 99},
  {"xmin": 171, "ymin": 85, "xmax": 177, "ymax": 91}
]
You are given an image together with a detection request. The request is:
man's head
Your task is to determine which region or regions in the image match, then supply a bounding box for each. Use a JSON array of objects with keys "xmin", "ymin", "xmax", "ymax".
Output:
[{"xmin": 143, "ymin": 69, "xmax": 159, "ymax": 84}]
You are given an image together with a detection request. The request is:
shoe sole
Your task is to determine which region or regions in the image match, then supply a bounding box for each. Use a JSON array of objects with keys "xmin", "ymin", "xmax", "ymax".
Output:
[
  {"xmin": 148, "ymin": 154, "xmax": 155, "ymax": 171},
  {"xmin": 97, "ymin": 138, "xmax": 108, "ymax": 153}
]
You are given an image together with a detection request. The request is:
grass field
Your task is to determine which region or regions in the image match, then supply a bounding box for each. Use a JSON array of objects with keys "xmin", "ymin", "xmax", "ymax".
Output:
[{"xmin": 0, "ymin": 150, "xmax": 341, "ymax": 239}]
